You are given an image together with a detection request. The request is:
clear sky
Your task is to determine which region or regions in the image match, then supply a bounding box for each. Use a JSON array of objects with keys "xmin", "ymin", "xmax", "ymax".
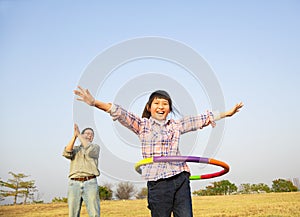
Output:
[{"xmin": 1, "ymin": 0, "xmax": 299, "ymax": 203}]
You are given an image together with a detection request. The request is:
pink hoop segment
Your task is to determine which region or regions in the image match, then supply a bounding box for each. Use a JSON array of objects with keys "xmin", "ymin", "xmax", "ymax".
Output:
[{"xmin": 134, "ymin": 156, "xmax": 230, "ymax": 180}]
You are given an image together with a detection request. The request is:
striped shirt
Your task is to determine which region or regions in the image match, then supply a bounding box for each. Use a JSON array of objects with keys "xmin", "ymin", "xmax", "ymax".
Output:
[{"xmin": 109, "ymin": 104, "xmax": 219, "ymax": 181}]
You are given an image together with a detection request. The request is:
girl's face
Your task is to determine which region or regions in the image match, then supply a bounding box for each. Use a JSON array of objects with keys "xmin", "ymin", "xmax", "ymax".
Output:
[{"xmin": 148, "ymin": 97, "xmax": 170, "ymax": 121}]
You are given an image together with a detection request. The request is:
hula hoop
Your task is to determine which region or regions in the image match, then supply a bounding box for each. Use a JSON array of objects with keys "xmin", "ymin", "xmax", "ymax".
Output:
[{"xmin": 134, "ymin": 156, "xmax": 230, "ymax": 180}]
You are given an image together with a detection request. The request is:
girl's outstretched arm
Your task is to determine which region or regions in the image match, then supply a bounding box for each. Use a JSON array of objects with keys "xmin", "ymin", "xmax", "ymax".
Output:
[
  {"xmin": 74, "ymin": 86, "xmax": 112, "ymax": 112},
  {"xmin": 220, "ymin": 102, "xmax": 244, "ymax": 118}
]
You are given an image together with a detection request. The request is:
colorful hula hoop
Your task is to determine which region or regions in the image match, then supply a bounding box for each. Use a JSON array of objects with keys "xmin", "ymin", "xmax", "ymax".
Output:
[{"xmin": 135, "ymin": 156, "xmax": 230, "ymax": 180}]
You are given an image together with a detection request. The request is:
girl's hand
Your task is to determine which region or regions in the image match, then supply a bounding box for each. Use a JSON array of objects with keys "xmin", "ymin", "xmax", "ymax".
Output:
[
  {"xmin": 225, "ymin": 102, "xmax": 244, "ymax": 117},
  {"xmin": 74, "ymin": 86, "xmax": 95, "ymax": 106}
]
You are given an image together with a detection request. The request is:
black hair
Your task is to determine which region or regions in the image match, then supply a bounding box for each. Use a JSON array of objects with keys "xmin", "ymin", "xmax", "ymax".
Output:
[
  {"xmin": 81, "ymin": 127, "xmax": 94, "ymax": 135},
  {"xmin": 142, "ymin": 90, "xmax": 173, "ymax": 119}
]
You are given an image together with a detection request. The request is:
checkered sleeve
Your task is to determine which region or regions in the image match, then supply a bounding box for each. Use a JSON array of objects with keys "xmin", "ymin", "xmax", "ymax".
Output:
[
  {"xmin": 180, "ymin": 111, "xmax": 216, "ymax": 134},
  {"xmin": 109, "ymin": 104, "xmax": 142, "ymax": 135}
]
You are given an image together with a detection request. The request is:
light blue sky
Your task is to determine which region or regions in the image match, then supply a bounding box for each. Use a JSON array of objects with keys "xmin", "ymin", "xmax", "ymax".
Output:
[{"xmin": 1, "ymin": 1, "xmax": 299, "ymax": 203}]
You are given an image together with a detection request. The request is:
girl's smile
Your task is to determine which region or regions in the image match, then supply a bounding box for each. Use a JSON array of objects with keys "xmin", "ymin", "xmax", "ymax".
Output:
[{"xmin": 149, "ymin": 98, "xmax": 170, "ymax": 121}]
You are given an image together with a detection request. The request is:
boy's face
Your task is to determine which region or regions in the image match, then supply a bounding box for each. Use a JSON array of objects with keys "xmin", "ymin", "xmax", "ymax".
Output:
[{"xmin": 149, "ymin": 97, "xmax": 170, "ymax": 121}]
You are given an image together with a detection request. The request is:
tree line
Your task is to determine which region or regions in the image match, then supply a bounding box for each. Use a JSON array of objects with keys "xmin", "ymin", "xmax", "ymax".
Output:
[
  {"xmin": 1, "ymin": 172, "xmax": 298, "ymax": 205},
  {"xmin": 192, "ymin": 179, "xmax": 298, "ymax": 196}
]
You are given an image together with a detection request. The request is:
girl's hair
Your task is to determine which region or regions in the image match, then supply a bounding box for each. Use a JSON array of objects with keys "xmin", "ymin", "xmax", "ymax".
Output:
[
  {"xmin": 81, "ymin": 127, "xmax": 94, "ymax": 135},
  {"xmin": 142, "ymin": 90, "xmax": 173, "ymax": 119}
]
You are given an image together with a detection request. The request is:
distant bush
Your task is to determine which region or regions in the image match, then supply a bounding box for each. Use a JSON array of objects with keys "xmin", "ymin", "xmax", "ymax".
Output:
[
  {"xmin": 52, "ymin": 197, "xmax": 67, "ymax": 203},
  {"xmin": 33, "ymin": 200, "xmax": 44, "ymax": 204},
  {"xmin": 115, "ymin": 182, "xmax": 136, "ymax": 200},
  {"xmin": 136, "ymin": 187, "xmax": 147, "ymax": 199},
  {"xmin": 99, "ymin": 185, "xmax": 113, "ymax": 200}
]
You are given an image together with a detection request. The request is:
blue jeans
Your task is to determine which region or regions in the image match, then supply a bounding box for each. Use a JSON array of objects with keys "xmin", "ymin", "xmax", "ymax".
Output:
[
  {"xmin": 68, "ymin": 178, "xmax": 100, "ymax": 217},
  {"xmin": 147, "ymin": 172, "xmax": 193, "ymax": 217}
]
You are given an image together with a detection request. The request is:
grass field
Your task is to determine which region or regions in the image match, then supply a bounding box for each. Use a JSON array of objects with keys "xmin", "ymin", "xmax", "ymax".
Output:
[{"xmin": 0, "ymin": 192, "xmax": 299, "ymax": 217}]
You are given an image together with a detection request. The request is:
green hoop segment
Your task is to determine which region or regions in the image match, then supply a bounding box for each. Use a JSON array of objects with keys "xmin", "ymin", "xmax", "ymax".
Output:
[{"xmin": 134, "ymin": 156, "xmax": 230, "ymax": 180}]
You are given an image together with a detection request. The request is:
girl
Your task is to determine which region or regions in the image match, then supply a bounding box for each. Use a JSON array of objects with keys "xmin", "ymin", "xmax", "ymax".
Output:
[{"xmin": 74, "ymin": 86, "xmax": 243, "ymax": 217}]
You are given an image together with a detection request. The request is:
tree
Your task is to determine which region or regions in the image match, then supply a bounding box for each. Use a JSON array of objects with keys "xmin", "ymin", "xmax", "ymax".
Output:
[
  {"xmin": 0, "ymin": 172, "xmax": 37, "ymax": 205},
  {"xmin": 20, "ymin": 180, "xmax": 38, "ymax": 204},
  {"xmin": 193, "ymin": 180, "xmax": 237, "ymax": 196},
  {"xmin": 239, "ymin": 183, "xmax": 252, "ymax": 194},
  {"xmin": 251, "ymin": 183, "xmax": 270, "ymax": 193},
  {"xmin": 115, "ymin": 182, "xmax": 136, "ymax": 200},
  {"xmin": 272, "ymin": 179, "xmax": 298, "ymax": 192},
  {"xmin": 193, "ymin": 188, "xmax": 212, "ymax": 196},
  {"xmin": 239, "ymin": 183, "xmax": 271, "ymax": 194},
  {"xmin": 136, "ymin": 187, "xmax": 147, "ymax": 199},
  {"xmin": 210, "ymin": 180, "xmax": 237, "ymax": 195}
]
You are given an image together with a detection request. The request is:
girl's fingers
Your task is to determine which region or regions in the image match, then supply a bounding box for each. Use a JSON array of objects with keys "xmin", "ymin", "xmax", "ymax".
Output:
[{"xmin": 78, "ymin": 86, "xmax": 84, "ymax": 91}]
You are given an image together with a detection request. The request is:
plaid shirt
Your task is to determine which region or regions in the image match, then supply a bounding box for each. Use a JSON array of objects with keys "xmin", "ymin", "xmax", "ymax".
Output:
[{"xmin": 109, "ymin": 104, "xmax": 218, "ymax": 181}]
